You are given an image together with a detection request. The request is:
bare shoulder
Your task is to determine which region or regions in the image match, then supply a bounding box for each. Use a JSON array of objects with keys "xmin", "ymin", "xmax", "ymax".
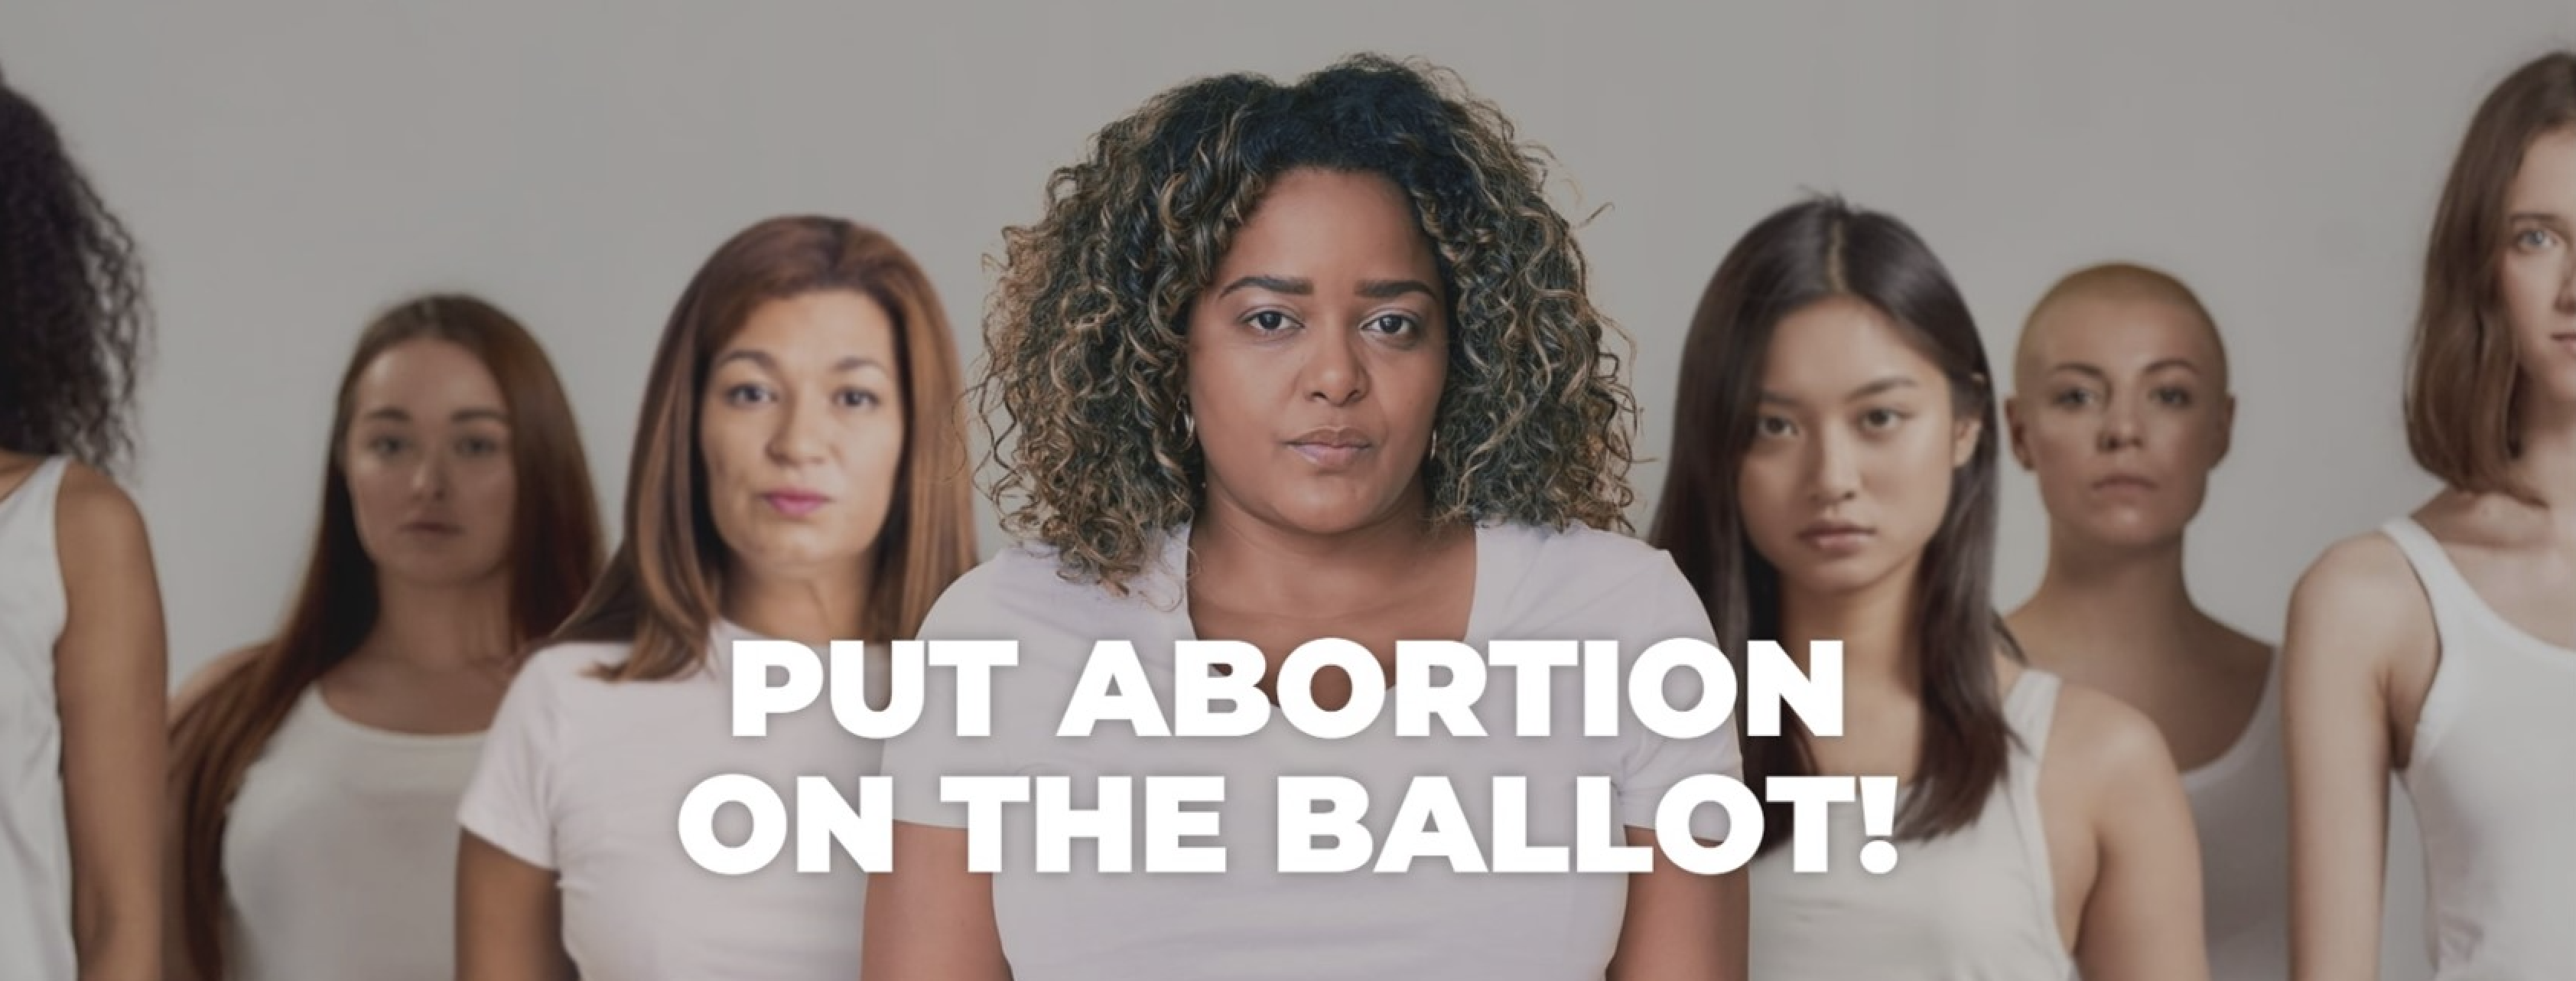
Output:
[
  {"xmin": 171, "ymin": 643, "xmax": 270, "ymax": 721},
  {"xmin": 2045, "ymin": 679, "xmax": 2182, "ymax": 792},
  {"xmin": 54, "ymin": 460, "xmax": 154, "ymax": 565},
  {"xmin": 2284, "ymin": 530, "xmax": 2433, "ymax": 674}
]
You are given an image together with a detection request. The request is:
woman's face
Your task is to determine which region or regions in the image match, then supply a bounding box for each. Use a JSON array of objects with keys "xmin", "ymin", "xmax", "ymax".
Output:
[
  {"xmin": 1737, "ymin": 297, "xmax": 1979, "ymax": 598},
  {"xmin": 342, "ymin": 338, "xmax": 517, "ymax": 589},
  {"xmin": 2505, "ymin": 126, "xmax": 2576, "ymax": 406},
  {"xmin": 2008, "ymin": 295, "xmax": 2231, "ymax": 550},
  {"xmin": 1186, "ymin": 167, "xmax": 1449, "ymax": 537},
  {"xmin": 698, "ymin": 290, "xmax": 907, "ymax": 585}
]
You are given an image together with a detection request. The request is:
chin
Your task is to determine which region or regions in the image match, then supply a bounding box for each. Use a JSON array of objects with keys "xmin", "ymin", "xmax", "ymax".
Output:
[
  {"xmin": 1769, "ymin": 553, "xmax": 1895, "ymax": 599},
  {"xmin": 2076, "ymin": 513, "xmax": 2187, "ymax": 550}
]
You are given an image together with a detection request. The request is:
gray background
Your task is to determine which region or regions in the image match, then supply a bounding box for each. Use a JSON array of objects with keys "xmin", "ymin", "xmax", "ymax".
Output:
[{"xmin": 12, "ymin": 2, "xmax": 2576, "ymax": 974}]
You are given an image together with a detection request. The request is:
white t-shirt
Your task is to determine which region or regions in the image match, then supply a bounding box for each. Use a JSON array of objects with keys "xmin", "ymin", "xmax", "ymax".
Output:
[
  {"xmin": 880, "ymin": 522, "xmax": 1745, "ymax": 981},
  {"xmin": 457, "ymin": 621, "xmax": 880, "ymax": 980}
]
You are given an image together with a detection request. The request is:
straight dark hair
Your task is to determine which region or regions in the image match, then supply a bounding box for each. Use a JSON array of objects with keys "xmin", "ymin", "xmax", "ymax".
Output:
[{"xmin": 1648, "ymin": 195, "xmax": 2016, "ymax": 849}]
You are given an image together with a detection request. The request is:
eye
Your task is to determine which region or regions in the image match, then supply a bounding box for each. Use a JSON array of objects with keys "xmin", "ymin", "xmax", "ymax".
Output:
[
  {"xmin": 724, "ymin": 383, "xmax": 775, "ymax": 406},
  {"xmin": 365, "ymin": 435, "xmax": 409, "ymax": 457},
  {"xmin": 1245, "ymin": 310, "xmax": 1296, "ymax": 333},
  {"xmin": 1755, "ymin": 415, "xmax": 1798, "ymax": 440},
  {"xmin": 1859, "ymin": 407, "xmax": 1908, "ymax": 432},
  {"xmin": 2152, "ymin": 386, "xmax": 2194, "ymax": 408},
  {"xmin": 837, "ymin": 388, "xmax": 882, "ymax": 409},
  {"xmin": 2514, "ymin": 227, "xmax": 2562, "ymax": 251},
  {"xmin": 1363, "ymin": 313, "xmax": 1420, "ymax": 337},
  {"xmin": 457, "ymin": 435, "xmax": 503, "ymax": 457},
  {"xmin": 2051, "ymin": 387, "xmax": 2097, "ymax": 409}
]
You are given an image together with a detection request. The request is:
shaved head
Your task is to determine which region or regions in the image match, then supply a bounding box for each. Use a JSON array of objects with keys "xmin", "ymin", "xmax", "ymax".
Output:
[{"xmin": 2015, "ymin": 262, "xmax": 2229, "ymax": 395}]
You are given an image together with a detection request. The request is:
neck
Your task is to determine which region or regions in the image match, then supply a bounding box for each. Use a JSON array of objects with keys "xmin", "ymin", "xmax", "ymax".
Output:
[
  {"xmin": 1192, "ymin": 483, "xmax": 1447, "ymax": 613},
  {"xmin": 366, "ymin": 574, "xmax": 516, "ymax": 670},
  {"xmin": 2510, "ymin": 394, "xmax": 2576, "ymax": 523},
  {"xmin": 1779, "ymin": 567, "xmax": 1921, "ymax": 688},
  {"xmin": 723, "ymin": 558, "xmax": 874, "ymax": 648},
  {"xmin": 2018, "ymin": 528, "xmax": 2204, "ymax": 653}
]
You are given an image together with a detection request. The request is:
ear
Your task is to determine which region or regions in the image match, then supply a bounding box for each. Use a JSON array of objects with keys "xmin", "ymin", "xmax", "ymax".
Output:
[{"xmin": 2003, "ymin": 395, "xmax": 2034, "ymax": 471}]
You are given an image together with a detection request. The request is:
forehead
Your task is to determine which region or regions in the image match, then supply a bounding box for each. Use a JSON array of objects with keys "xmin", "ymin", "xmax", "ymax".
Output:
[
  {"xmin": 719, "ymin": 289, "xmax": 898, "ymax": 363},
  {"xmin": 2506, "ymin": 127, "xmax": 2576, "ymax": 213},
  {"xmin": 351, "ymin": 338, "xmax": 503, "ymax": 411},
  {"xmin": 1216, "ymin": 168, "xmax": 1435, "ymax": 277},
  {"xmin": 1761, "ymin": 297, "xmax": 1944, "ymax": 392},
  {"xmin": 2023, "ymin": 293, "xmax": 2221, "ymax": 370}
]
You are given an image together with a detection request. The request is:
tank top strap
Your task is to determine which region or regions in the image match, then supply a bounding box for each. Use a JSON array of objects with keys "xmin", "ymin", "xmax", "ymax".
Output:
[
  {"xmin": 2002, "ymin": 667, "xmax": 2062, "ymax": 753},
  {"xmin": 0, "ymin": 456, "xmax": 70, "ymax": 541},
  {"xmin": 1999, "ymin": 666, "xmax": 2065, "ymax": 950},
  {"xmin": 2378, "ymin": 517, "xmax": 2480, "ymax": 644}
]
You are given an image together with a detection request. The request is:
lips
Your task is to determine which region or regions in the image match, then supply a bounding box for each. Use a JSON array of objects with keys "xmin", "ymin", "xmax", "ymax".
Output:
[
  {"xmin": 2092, "ymin": 474, "xmax": 2158, "ymax": 492},
  {"xmin": 398, "ymin": 519, "xmax": 461, "ymax": 535},
  {"xmin": 763, "ymin": 490, "xmax": 831, "ymax": 517},
  {"xmin": 1286, "ymin": 426, "xmax": 1375, "ymax": 469},
  {"xmin": 1797, "ymin": 520, "xmax": 1874, "ymax": 554}
]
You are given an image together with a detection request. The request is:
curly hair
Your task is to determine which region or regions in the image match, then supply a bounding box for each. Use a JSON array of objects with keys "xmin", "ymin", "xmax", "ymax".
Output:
[
  {"xmin": 0, "ymin": 72, "xmax": 151, "ymax": 473},
  {"xmin": 980, "ymin": 53, "xmax": 1635, "ymax": 593}
]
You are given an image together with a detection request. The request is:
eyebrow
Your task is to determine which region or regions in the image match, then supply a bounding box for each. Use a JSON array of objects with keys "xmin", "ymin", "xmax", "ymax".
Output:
[
  {"xmin": 359, "ymin": 406, "xmax": 509, "ymax": 424},
  {"xmin": 1215, "ymin": 275, "xmax": 1438, "ymax": 301},
  {"xmin": 2507, "ymin": 211, "xmax": 2570, "ymax": 227},
  {"xmin": 1758, "ymin": 376, "xmax": 1919, "ymax": 407},
  {"xmin": 2047, "ymin": 358, "xmax": 2202, "ymax": 380},
  {"xmin": 1218, "ymin": 275, "xmax": 1311, "ymax": 298},
  {"xmin": 713, "ymin": 350, "xmax": 889, "ymax": 373},
  {"xmin": 1358, "ymin": 279, "xmax": 1437, "ymax": 300}
]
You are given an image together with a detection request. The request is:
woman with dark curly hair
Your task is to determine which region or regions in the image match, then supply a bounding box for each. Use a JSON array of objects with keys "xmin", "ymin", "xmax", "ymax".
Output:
[
  {"xmin": 0, "ymin": 71, "xmax": 169, "ymax": 981},
  {"xmin": 870, "ymin": 55, "xmax": 1745, "ymax": 980}
]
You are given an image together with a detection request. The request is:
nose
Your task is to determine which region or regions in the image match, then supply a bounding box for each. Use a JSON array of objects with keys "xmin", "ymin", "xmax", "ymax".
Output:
[
  {"xmin": 767, "ymin": 391, "xmax": 829, "ymax": 464},
  {"xmin": 2098, "ymin": 398, "xmax": 2144, "ymax": 452},
  {"xmin": 2558, "ymin": 256, "xmax": 2575, "ymax": 314},
  {"xmin": 1302, "ymin": 328, "xmax": 1368, "ymax": 407},
  {"xmin": 1808, "ymin": 425, "xmax": 1860, "ymax": 505},
  {"xmin": 409, "ymin": 447, "xmax": 450, "ymax": 502}
]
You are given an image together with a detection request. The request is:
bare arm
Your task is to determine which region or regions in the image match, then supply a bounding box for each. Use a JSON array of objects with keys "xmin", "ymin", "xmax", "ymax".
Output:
[
  {"xmin": 2285, "ymin": 537, "xmax": 2424, "ymax": 980},
  {"xmin": 54, "ymin": 464, "xmax": 167, "ymax": 981},
  {"xmin": 455, "ymin": 832, "xmax": 574, "ymax": 981},
  {"xmin": 2064, "ymin": 686, "xmax": 2207, "ymax": 981},
  {"xmin": 862, "ymin": 821, "xmax": 1010, "ymax": 981},
  {"xmin": 1606, "ymin": 827, "xmax": 1745, "ymax": 981}
]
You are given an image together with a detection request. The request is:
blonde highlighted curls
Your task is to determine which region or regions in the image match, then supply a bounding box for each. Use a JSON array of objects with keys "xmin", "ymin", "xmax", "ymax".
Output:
[{"xmin": 977, "ymin": 54, "xmax": 1637, "ymax": 593}]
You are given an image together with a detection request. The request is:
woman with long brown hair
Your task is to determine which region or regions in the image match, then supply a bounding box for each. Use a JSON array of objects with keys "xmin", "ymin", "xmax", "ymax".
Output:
[
  {"xmin": 2283, "ymin": 49, "xmax": 2576, "ymax": 979},
  {"xmin": 1, "ymin": 67, "xmax": 167, "ymax": 981},
  {"xmin": 164, "ymin": 294, "xmax": 602, "ymax": 981},
  {"xmin": 1651, "ymin": 196, "xmax": 2207, "ymax": 979},
  {"xmin": 454, "ymin": 215, "xmax": 977, "ymax": 980}
]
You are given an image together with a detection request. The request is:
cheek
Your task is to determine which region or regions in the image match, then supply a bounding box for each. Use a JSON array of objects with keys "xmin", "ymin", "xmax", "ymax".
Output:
[
  {"xmin": 340, "ymin": 461, "xmax": 405, "ymax": 528},
  {"xmin": 463, "ymin": 461, "xmax": 519, "ymax": 527},
  {"xmin": 1875, "ymin": 433, "xmax": 1962, "ymax": 523},
  {"xmin": 1734, "ymin": 456, "xmax": 1803, "ymax": 541},
  {"xmin": 697, "ymin": 414, "xmax": 756, "ymax": 489}
]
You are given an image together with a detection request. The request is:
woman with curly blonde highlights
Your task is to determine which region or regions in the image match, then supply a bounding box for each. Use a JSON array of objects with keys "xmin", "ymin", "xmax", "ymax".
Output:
[{"xmin": 871, "ymin": 54, "xmax": 1747, "ymax": 981}]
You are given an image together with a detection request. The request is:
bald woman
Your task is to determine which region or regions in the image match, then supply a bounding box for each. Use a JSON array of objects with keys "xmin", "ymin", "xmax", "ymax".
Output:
[{"xmin": 2002, "ymin": 262, "xmax": 2283, "ymax": 981}]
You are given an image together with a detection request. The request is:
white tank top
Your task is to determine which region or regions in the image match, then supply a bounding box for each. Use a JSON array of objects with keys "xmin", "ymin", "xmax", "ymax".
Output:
[
  {"xmin": 2381, "ymin": 518, "xmax": 2576, "ymax": 976},
  {"xmin": 221, "ymin": 684, "xmax": 487, "ymax": 981},
  {"xmin": 0, "ymin": 457, "xmax": 75, "ymax": 981},
  {"xmin": 2181, "ymin": 650, "xmax": 2290, "ymax": 981},
  {"xmin": 1748, "ymin": 668, "xmax": 2075, "ymax": 980}
]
